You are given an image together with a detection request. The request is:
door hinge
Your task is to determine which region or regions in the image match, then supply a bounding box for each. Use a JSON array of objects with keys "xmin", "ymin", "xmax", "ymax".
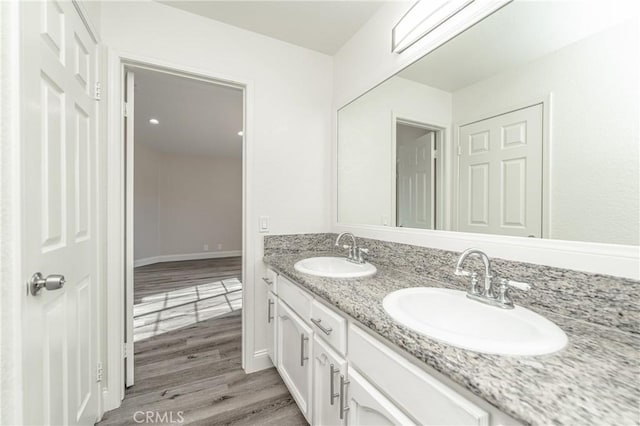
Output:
[
  {"xmin": 122, "ymin": 342, "xmax": 127, "ymax": 358},
  {"xmin": 123, "ymin": 101, "xmax": 129, "ymax": 117},
  {"xmin": 94, "ymin": 81, "xmax": 102, "ymax": 101},
  {"xmin": 96, "ymin": 362, "xmax": 103, "ymax": 382},
  {"xmin": 457, "ymin": 145, "xmax": 462, "ymax": 156}
]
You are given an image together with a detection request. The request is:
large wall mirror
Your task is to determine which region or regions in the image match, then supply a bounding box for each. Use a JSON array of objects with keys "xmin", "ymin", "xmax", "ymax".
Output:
[{"xmin": 337, "ymin": 0, "xmax": 639, "ymax": 246}]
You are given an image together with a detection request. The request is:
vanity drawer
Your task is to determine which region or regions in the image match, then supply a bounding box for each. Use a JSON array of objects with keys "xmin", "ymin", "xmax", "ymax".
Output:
[
  {"xmin": 262, "ymin": 268, "xmax": 278, "ymax": 294},
  {"xmin": 278, "ymin": 275, "xmax": 311, "ymax": 321},
  {"xmin": 310, "ymin": 300, "xmax": 347, "ymax": 355},
  {"xmin": 348, "ymin": 324, "xmax": 489, "ymax": 426}
]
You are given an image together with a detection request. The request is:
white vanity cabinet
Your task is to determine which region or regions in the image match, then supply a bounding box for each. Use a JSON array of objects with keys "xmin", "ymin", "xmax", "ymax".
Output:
[
  {"xmin": 276, "ymin": 299, "xmax": 313, "ymax": 422},
  {"xmin": 266, "ymin": 290, "xmax": 277, "ymax": 363},
  {"xmin": 261, "ymin": 269, "xmax": 278, "ymax": 364},
  {"xmin": 264, "ymin": 267, "xmax": 516, "ymax": 426},
  {"xmin": 346, "ymin": 368, "xmax": 416, "ymax": 426},
  {"xmin": 312, "ymin": 336, "xmax": 347, "ymax": 426}
]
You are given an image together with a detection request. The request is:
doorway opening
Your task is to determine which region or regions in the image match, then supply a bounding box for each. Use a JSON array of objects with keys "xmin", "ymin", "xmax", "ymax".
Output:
[
  {"xmin": 123, "ymin": 65, "xmax": 245, "ymax": 388},
  {"xmin": 394, "ymin": 119, "xmax": 444, "ymax": 230}
]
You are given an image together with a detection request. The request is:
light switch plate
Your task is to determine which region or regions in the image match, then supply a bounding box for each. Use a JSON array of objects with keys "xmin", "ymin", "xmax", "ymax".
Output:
[{"xmin": 259, "ymin": 216, "xmax": 269, "ymax": 233}]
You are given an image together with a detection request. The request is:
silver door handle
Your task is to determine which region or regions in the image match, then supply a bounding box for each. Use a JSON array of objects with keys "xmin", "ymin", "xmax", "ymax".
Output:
[
  {"xmin": 262, "ymin": 277, "xmax": 273, "ymax": 285},
  {"xmin": 29, "ymin": 272, "xmax": 65, "ymax": 296},
  {"xmin": 300, "ymin": 334, "xmax": 309, "ymax": 366},
  {"xmin": 339, "ymin": 374, "xmax": 350, "ymax": 420},
  {"xmin": 329, "ymin": 364, "xmax": 339, "ymax": 405},
  {"xmin": 311, "ymin": 317, "xmax": 333, "ymax": 335},
  {"xmin": 267, "ymin": 299, "xmax": 274, "ymax": 323}
]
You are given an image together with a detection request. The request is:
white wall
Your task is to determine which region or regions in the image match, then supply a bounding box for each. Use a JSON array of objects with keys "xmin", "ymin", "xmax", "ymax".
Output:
[
  {"xmin": 160, "ymin": 149, "xmax": 242, "ymax": 257},
  {"xmin": 101, "ymin": 0, "xmax": 332, "ymax": 377},
  {"xmin": 338, "ymin": 77, "xmax": 451, "ymax": 226},
  {"xmin": 134, "ymin": 143, "xmax": 242, "ymax": 263},
  {"xmin": 452, "ymin": 21, "xmax": 639, "ymax": 245},
  {"xmin": 332, "ymin": 2, "xmax": 639, "ymax": 278}
]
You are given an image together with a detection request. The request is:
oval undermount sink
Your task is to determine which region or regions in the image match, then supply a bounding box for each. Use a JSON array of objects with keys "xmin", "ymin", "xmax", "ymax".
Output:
[
  {"xmin": 294, "ymin": 257, "xmax": 377, "ymax": 278},
  {"xmin": 383, "ymin": 287, "xmax": 567, "ymax": 356}
]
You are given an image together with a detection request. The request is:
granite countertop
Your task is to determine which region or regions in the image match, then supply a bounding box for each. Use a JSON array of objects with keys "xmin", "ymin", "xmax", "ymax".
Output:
[{"xmin": 264, "ymin": 251, "xmax": 640, "ymax": 426}]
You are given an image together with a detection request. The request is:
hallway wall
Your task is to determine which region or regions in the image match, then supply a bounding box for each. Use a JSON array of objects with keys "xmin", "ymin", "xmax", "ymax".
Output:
[{"xmin": 134, "ymin": 143, "xmax": 242, "ymax": 264}]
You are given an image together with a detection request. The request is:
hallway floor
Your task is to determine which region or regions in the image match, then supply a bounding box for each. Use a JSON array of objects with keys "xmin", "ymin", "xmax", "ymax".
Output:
[{"xmin": 98, "ymin": 258, "xmax": 306, "ymax": 425}]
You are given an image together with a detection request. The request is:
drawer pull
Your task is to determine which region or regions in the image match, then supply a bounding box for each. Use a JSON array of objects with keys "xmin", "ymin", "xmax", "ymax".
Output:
[
  {"xmin": 262, "ymin": 277, "xmax": 273, "ymax": 285},
  {"xmin": 267, "ymin": 299, "xmax": 274, "ymax": 323},
  {"xmin": 300, "ymin": 334, "xmax": 309, "ymax": 366},
  {"xmin": 339, "ymin": 374, "xmax": 350, "ymax": 420},
  {"xmin": 311, "ymin": 317, "xmax": 333, "ymax": 335},
  {"xmin": 329, "ymin": 364, "xmax": 339, "ymax": 405}
]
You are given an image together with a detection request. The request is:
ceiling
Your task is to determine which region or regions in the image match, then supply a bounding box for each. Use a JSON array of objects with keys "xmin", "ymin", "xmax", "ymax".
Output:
[
  {"xmin": 158, "ymin": 1, "xmax": 387, "ymax": 55},
  {"xmin": 134, "ymin": 67, "xmax": 243, "ymax": 158},
  {"xmin": 398, "ymin": 0, "xmax": 634, "ymax": 92}
]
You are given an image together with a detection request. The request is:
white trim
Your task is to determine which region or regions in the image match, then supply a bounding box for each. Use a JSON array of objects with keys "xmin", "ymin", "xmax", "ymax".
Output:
[
  {"xmin": 134, "ymin": 250, "xmax": 243, "ymax": 268},
  {"xmin": 334, "ymin": 223, "xmax": 639, "ymax": 279},
  {"xmin": 105, "ymin": 50, "xmax": 257, "ymax": 413}
]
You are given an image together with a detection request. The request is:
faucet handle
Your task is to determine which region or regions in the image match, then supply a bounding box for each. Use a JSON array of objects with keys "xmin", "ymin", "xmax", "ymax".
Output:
[
  {"xmin": 454, "ymin": 268, "xmax": 472, "ymax": 277},
  {"xmin": 356, "ymin": 247, "xmax": 369, "ymax": 263},
  {"xmin": 496, "ymin": 278, "xmax": 531, "ymax": 308},
  {"xmin": 500, "ymin": 278, "xmax": 531, "ymax": 291}
]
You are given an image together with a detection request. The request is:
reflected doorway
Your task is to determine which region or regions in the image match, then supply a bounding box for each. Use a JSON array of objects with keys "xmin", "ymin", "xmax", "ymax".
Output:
[{"xmin": 394, "ymin": 120, "xmax": 444, "ymax": 229}]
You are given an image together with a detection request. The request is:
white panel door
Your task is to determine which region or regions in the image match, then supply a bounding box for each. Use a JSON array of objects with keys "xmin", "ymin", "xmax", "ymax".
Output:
[
  {"xmin": 346, "ymin": 368, "xmax": 416, "ymax": 426},
  {"xmin": 276, "ymin": 300, "xmax": 313, "ymax": 422},
  {"xmin": 313, "ymin": 336, "xmax": 346, "ymax": 426},
  {"xmin": 397, "ymin": 132, "xmax": 435, "ymax": 229},
  {"xmin": 457, "ymin": 104, "xmax": 543, "ymax": 237},
  {"xmin": 20, "ymin": 1, "xmax": 100, "ymax": 425}
]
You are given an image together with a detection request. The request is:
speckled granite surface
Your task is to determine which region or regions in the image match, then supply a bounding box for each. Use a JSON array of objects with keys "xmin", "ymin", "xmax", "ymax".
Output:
[
  {"xmin": 265, "ymin": 233, "xmax": 640, "ymax": 334},
  {"xmin": 263, "ymin": 235, "xmax": 640, "ymax": 426}
]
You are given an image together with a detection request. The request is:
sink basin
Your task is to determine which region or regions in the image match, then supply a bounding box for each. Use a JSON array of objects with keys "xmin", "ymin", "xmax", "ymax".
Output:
[
  {"xmin": 294, "ymin": 257, "xmax": 377, "ymax": 278},
  {"xmin": 383, "ymin": 287, "xmax": 567, "ymax": 356}
]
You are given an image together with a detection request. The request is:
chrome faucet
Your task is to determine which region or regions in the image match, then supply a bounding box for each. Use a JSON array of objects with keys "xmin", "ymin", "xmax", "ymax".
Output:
[
  {"xmin": 455, "ymin": 248, "xmax": 531, "ymax": 309},
  {"xmin": 335, "ymin": 232, "xmax": 369, "ymax": 264}
]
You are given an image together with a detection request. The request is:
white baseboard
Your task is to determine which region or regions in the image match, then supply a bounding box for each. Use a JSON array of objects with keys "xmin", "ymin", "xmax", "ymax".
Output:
[
  {"xmin": 244, "ymin": 349, "xmax": 274, "ymax": 374},
  {"xmin": 134, "ymin": 250, "xmax": 242, "ymax": 268}
]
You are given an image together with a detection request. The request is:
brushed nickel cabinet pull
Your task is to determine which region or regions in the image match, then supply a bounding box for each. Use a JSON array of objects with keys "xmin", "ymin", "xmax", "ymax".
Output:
[
  {"xmin": 329, "ymin": 364, "xmax": 339, "ymax": 405},
  {"xmin": 300, "ymin": 334, "xmax": 309, "ymax": 366},
  {"xmin": 339, "ymin": 374, "xmax": 350, "ymax": 420},
  {"xmin": 311, "ymin": 317, "xmax": 333, "ymax": 335},
  {"xmin": 267, "ymin": 299, "xmax": 274, "ymax": 323}
]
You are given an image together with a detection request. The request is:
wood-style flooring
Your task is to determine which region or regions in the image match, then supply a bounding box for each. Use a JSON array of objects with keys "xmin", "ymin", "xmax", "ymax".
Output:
[
  {"xmin": 133, "ymin": 257, "xmax": 244, "ymax": 342},
  {"xmin": 98, "ymin": 258, "xmax": 306, "ymax": 426}
]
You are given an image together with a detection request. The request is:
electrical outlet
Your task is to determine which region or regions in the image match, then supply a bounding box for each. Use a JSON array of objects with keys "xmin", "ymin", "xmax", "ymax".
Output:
[
  {"xmin": 217, "ymin": 243, "xmax": 222, "ymax": 251},
  {"xmin": 204, "ymin": 244, "xmax": 209, "ymax": 251}
]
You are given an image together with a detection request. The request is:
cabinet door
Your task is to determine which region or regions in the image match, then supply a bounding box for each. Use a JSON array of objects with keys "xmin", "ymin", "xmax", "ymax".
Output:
[
  {"xmin": 276, "ymin": 299, "xmax": 313, "ymax": 422},
  {"xmin": 313, "ymin": 336, "xmax": 346, "ymax": 426},
  {"xmin": 267, "ymin": 291, "xmax": 277, "ymax": 364},
  {"xmin": 346, "ymin": 369, "xmax": 416, "ymax": 426}
]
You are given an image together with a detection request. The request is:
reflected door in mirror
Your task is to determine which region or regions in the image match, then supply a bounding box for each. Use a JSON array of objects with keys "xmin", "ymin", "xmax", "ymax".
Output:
[{"xmin": 457, "ymin": 104, "xmax": 542, "ymax": 237}]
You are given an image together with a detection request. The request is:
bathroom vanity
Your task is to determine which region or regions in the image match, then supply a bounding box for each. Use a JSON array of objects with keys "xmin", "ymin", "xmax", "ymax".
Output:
[{"xmin": 261, "ymin": 234, "xmax": 639, "ymax": 426}]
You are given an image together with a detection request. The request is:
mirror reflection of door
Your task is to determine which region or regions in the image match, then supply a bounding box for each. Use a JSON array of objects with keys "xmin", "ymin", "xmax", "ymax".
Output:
[
  {"xmin": 457, "ymin": 104, "xmax": 543, "ymax": 237},
  {"xmin": 396, "ymin": 122, "xmax": 439, "ymax": 229}
]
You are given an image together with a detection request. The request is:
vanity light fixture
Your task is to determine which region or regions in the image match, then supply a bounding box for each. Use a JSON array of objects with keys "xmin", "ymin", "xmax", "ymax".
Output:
[
  {"xmin": 237, "ymin": 131, "xmax": 244, "ymax": 136},
  {"xmin": 392, "ymin": 0, "xmax": 512, "ymax": 54},
  {"xmin": 149, "ymin": 118, "xmax": 159, "ymax": 125}
]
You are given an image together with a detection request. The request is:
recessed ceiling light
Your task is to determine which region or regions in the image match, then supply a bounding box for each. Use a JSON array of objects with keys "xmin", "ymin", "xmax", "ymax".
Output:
[
  {"xmin": 237, "ymin": 131, "xmax": 244, "ymax": 136},
  {"xmin": 149, "ymin": 118, "xmax": 159, "ymax": 125}
]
